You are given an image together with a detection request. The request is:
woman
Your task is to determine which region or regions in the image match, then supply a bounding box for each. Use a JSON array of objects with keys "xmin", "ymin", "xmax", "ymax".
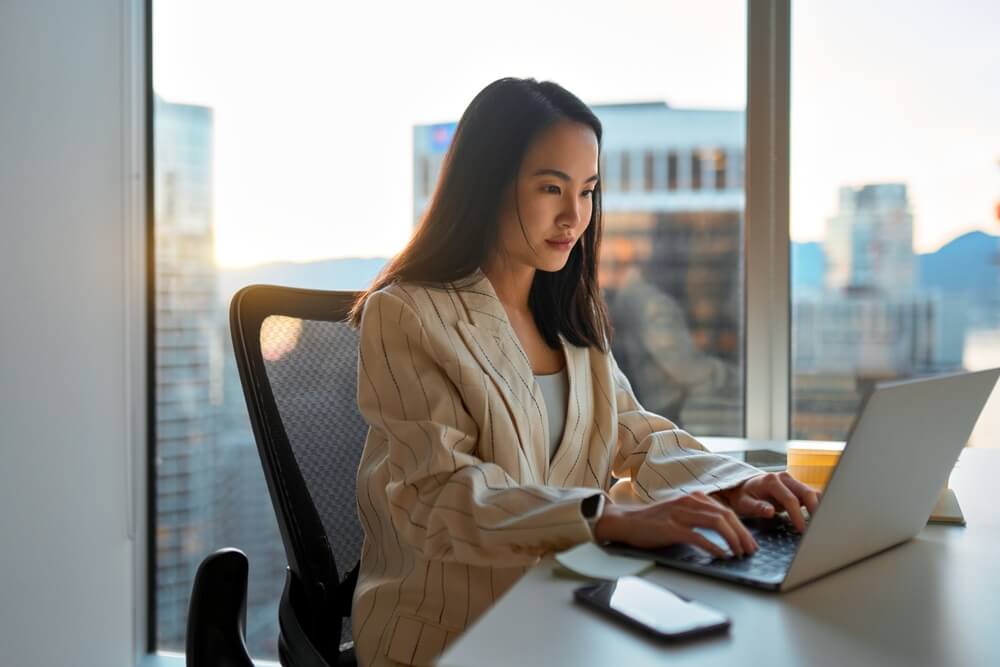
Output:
[{"xmin": 348, "ymin": 77, "xmax": 818, "ymax": 667}]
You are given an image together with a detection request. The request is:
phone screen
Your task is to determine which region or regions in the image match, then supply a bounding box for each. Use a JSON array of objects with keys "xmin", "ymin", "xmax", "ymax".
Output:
[{"xmin": 575, "ymin": 577, "xmax": 729, "ymax": 638}]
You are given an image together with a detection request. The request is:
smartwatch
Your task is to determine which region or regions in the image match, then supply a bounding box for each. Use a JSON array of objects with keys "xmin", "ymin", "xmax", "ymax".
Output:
[{"xmin": 581, "ymin": 494, "xmax": 606, "ymax": 538}]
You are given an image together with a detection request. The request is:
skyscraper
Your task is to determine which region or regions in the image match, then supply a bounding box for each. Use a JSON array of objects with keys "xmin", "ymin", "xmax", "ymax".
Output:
[
  {"xmin": 153, "ymin": 96, "xmax": 220, "ymax": 649},
  {"xmin": 825, "ymin": 183, "xmax": 916, "ymax": 295}
]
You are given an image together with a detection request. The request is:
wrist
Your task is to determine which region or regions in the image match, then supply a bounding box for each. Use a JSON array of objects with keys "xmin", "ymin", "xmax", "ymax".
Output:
[{"xmin": 593, "ymin": 503, "xmax": 624, "ymax": 543}]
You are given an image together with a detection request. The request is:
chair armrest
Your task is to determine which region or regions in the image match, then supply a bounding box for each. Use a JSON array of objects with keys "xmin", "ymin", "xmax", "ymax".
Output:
[{"xmin": 186, "ymin": 548, "xmax": 255, "ymax": 667}]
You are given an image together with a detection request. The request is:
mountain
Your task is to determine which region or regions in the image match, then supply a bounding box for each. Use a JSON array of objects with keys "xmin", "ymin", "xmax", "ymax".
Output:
[
  {"xmin": 218, "ymin": 257, "xmax": 389, "ymax": 304},
  {"xmin": 791, "ymin": 231, "xmax": 999, "ymax": 296},
  {"xmin": 919, "ymin": 230, "xmax": 999, "ymax": 297},
  {"xmin": 214, "ymin": 231, "xmax": 998, "ymax": 307}
]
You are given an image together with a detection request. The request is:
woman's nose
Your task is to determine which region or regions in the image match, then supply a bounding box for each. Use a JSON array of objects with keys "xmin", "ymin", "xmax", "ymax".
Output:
[{"xmin": 559, "ymin": 198, "xmax": 583, "ymax": 228}]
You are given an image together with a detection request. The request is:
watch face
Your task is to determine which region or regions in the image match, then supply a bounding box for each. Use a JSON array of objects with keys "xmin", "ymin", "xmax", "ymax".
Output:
[{"xmin": 583, "ymin": 495, "xmax": 604, "ymax": 536}]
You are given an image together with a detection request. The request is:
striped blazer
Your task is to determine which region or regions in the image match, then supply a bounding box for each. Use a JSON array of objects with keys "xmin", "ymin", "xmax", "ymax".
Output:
[{"xmin": 351, "ymin": 268, "xmax": 761, "ymax": 667}]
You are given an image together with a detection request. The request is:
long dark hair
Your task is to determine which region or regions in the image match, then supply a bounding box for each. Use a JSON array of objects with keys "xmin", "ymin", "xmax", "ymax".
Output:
[{"xmin": 348, "ymin": 76, "xmax": 611, "ymax": 352}]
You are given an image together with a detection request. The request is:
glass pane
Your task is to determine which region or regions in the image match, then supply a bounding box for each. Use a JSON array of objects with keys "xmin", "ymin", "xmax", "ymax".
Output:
[
  {"xmin": 790, "ymin": 2, "xmax": 1000, "ymax": 445},
  {"xmin": 153, "ymin": 0, "xmax": 747, "ymax": 657}
]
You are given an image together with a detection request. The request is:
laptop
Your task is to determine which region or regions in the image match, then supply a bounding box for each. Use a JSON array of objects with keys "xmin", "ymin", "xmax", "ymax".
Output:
[{"xmin": 606, "ymin": 368, "xmax": 1000, "ymax": 592}]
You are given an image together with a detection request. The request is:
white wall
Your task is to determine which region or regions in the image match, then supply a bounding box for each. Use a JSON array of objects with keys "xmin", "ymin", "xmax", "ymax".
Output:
[{"xmin": 0, "ymin": 1, "xmax": 140, "ymax": 665}]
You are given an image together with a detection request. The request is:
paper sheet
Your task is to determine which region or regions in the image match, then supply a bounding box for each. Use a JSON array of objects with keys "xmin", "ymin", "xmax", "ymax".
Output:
[{"xmin": 553, "ymin": 542, "xmax": 654, "ymax": 580}]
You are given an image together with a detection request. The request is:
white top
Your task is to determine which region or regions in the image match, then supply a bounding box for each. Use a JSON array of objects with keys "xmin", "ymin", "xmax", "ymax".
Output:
[{"xmin": 534, "ymin": 367, "xmax": 568, "ymax": 461}]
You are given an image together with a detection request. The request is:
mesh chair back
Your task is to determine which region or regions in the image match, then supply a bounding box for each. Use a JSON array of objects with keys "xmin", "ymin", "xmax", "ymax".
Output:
[
  {"xmin": 229, "ymin": 285, "xmax": 367, "ymax": 654},
  {"xmin": 260, "ymin": 314, "xmax": 367, "ymax": 581}
]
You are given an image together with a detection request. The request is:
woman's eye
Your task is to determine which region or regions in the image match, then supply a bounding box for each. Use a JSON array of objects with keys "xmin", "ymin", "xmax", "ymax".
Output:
[
  {"xmin": 582, "ymin": 189, "xmax": 594, "ymax": 198},
  {"xmin": 543, "ymin": 185, "xmax": 561, "ymax": 194}
]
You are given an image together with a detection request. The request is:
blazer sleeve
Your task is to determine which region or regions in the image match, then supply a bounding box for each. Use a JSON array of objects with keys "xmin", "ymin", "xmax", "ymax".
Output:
[
  {"xmin": 608, "ymin": 352, "xmax": 760, "ymax": 503},
  {"xmin": 356, "ymin": 288, "xmax": 607, "ymax": 567}
]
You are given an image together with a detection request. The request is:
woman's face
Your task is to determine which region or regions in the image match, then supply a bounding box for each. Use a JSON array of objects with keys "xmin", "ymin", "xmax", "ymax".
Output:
[{"xmin": 493, "ymin": 120, "xmax": 600, "ymax": 274}]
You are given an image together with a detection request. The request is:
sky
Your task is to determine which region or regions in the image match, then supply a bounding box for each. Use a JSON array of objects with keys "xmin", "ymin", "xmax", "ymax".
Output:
[{"xmin": 154, "ymin": 0, "xmax": 1000, "ymax": 268}]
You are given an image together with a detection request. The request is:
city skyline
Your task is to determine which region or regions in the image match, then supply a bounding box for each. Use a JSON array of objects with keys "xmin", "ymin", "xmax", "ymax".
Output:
[{"xmin": 154, "ymin": 0, "xmax": 1000, "ymax": 268}]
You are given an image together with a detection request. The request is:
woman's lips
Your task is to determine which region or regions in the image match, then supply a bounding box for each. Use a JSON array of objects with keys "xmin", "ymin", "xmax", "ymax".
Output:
[{"xmin": 545, "ymin": 238, "xmax": 574, "ymax": 251}]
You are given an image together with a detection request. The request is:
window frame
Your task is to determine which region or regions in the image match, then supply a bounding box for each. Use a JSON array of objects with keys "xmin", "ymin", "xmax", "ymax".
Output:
[
  {"xmin": 744, "ymin": 0, "xmax": 791, "ymax": 440},
  {"xmin": 137, "ymin": 0, "xmax": 794, "ymax": 660}
]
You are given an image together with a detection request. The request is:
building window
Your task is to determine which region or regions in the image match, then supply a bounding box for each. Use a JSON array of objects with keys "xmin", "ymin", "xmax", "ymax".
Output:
[
  {"xmin": 420, "ymin": 155, "xmax": 431, "ymax": 197},
  {"xmin": 691, "ymin": 150, "xmax": 703, "ymax": 190},
  {"xmin": 620, "ymin": 150, "xmax": 631, "ymax": 192},
  {"xmin": 643, "ymin": 150, "xmax": 655, "ymax": 192},
  {"xmin": 714, "ymin": 149, "xmax": 727, "ymax": 190},
  {"xmin": 667, "ymin": 151, "xmax": 679, "ymax": 191}
]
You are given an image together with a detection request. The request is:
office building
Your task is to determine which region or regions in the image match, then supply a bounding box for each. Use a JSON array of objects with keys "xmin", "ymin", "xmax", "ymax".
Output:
[
  {"xmin": 152, "ymin": 96, "xmax": 221, "ymax": 649},
  {"xmin": 824, "ymin": 183, "xmax": 916, "ymax": 295},
  {"xmin": 155, "ymin": 98, "xmax": 290, "ymax": 656}
]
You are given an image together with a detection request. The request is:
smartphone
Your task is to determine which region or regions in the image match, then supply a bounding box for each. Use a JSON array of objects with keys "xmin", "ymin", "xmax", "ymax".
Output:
[{"xmin": 573, "ymin": 576, "xmax": 730, "ymax": 640}]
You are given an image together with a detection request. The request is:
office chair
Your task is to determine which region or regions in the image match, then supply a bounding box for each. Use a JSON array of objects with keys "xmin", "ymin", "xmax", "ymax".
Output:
[{"xmin": 186, "ymin": 285, "xmax": 368, "ymax": 667}]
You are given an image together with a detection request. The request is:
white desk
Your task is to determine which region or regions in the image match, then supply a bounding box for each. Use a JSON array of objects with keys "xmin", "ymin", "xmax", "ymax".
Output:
[{"xmin": 438, "ymin": 444, "xmax": 1000, "ymax": 667}]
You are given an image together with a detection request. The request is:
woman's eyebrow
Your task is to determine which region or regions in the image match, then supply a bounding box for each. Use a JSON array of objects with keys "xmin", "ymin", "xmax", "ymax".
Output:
[{"xmin": 531, "ymin": 168, "xmax": 599, "ymax": 183}]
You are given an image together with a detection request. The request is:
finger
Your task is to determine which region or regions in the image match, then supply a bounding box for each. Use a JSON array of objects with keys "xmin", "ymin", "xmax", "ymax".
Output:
[
  {"xmin": 693, "ymin": 490, "xmax": 763, "ymax": 524},
  {"xmin": 730, "ymin": 492, "xmax": 776, "ymax": 519},
  {"xmin": 676, "ymin": 508, "xmax": 745, "ymax": 557},
  {"xmin": 712, "ymin": 490, "xmax": 774, "ymax": 554},
  {"xmin": 781, "ymin": 473, "xmax": 821, "ymax": 513},
  {"xmin": 768, "ymin": 479, "xmax": 808, "ymax": 532},
  {"xmin": 699, "ymin": 496, "xmax": 758, "ymax": 554},
  {"xmin": 718, "ymin": 504, "xmax": 759, "ymax": 555},
  {"xmin": 674, "ymin": 527, "xmax": 730, "ymax": 559}
]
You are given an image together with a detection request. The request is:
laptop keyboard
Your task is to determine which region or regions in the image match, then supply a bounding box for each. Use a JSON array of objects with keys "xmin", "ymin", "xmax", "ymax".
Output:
[
  {"xmin": 693, "ymin": 517, "xmax": 803, "ymax": 578},
  {"xmin": 605, "ymin": 515, "xmax": 807, "ymax": 583}
]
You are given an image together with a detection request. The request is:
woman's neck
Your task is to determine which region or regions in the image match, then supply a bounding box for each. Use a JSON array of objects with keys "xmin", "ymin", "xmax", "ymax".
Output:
[{"xmin": 482, "ymin": 258, "xmax": 535, "ymax": 315}]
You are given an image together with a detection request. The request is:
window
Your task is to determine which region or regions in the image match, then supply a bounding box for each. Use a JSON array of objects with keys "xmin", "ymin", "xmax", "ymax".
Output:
[
  {"xmin": 691, "ymin": 150, "xmax": 703, "ymax": 190},
  {"xmin": 149, "ymin": 2, "xmax": 1000, "ymax": 662},
  {"xmin": 714, "ymin": 149, "xmax": 727, "ymax": 190},
  {"xmin": 789, "ymin": 1, "xmax": 1000, "ymax": 444},
  {"xmin": 420, "ymin": 155, "xmax": 431, "ymax": 198},
  {"xmin": 643, "ymin": 150, "xmax": 655, "ymax": 192},
  {"xmin": 620, "ymin": 150, "xmax": 631, "ymax": 192},
  {"xmin": 151, "ymin": 0, "xmax": 748, "ymax": 659},
  {"xmin": 667, "ymin": 150, "xmax": 679, "ymax": 191}
]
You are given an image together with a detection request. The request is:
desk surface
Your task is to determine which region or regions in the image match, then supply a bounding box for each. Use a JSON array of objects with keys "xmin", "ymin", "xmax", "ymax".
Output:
[{"xmin": 439, "ymin": 445, "xmax": 999, "ymax": 667}]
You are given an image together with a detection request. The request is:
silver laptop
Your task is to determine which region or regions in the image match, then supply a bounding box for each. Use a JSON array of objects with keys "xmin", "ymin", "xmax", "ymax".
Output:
[{"xmin": 606, "ymin": 368, "xmax": 1000, "ymax": 592}]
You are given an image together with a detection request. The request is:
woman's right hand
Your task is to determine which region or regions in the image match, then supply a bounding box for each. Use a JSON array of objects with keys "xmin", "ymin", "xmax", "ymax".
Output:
[{"xmin": 594, "ymin": 491, "xmax": 758, "ymax": 559}]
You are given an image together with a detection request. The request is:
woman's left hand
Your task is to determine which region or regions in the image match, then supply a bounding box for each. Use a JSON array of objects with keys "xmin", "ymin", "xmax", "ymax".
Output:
[{"xmin": 716, "ymin": 472, "xmax": 821, "ymax": 533}]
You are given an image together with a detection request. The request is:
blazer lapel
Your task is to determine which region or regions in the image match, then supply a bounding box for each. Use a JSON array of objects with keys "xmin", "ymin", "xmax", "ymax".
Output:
[
  {"xmin": 546, "ymin": 337, "xmax": 591, "ymax": 484},
  {"xmin": 452, "ymin": 270, "xmax": 548, "ymax": 478}
]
